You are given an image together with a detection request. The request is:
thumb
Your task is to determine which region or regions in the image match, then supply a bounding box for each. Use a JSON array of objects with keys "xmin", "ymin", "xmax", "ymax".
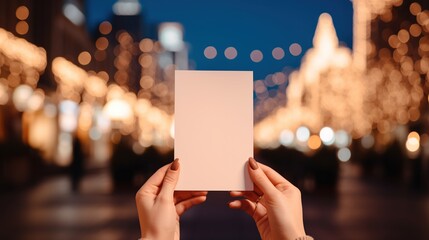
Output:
[
  {"xmin": 159, "ymin": 158, "xmax": 180, "ymax": 198},
  {"xmin": 248, "ymin": 158, "xmax": 277, "ymax": 196}
]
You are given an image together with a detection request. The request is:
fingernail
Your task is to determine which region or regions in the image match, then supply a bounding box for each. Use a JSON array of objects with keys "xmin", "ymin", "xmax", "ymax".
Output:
[
  {"xmin": 249, "ymin": 157, "xmax": 258, "ymax": 170},
  {"xmin": 170, "ymin": 158, "xmax": 179, "ymax": 171}
]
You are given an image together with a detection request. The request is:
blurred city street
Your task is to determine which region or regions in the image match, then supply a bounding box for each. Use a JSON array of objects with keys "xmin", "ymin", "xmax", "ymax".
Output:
[
  {"xmin": 1, "ymin": 0, "xmax": 429, "ymax": 239},
  {"xmin": 1, "ymin": 162, "xmax": 428, "ymax": 240}
]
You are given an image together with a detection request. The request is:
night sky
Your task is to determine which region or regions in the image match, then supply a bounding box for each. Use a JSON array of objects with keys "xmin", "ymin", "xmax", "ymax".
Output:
[{"xmin": 85, "ymin": 0, "xmax": 353, "ymax": 80}]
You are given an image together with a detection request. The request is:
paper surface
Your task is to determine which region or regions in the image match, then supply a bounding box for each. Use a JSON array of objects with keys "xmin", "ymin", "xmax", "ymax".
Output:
[{"xmin": 174, "ymin": 70, "xmax": 253, "ymax": 191}]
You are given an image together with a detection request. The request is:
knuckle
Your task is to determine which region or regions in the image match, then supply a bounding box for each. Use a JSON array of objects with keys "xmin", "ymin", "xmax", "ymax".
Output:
[
  {"xmin": 276, "ymin": 182, "xmax": 289, "ymax": 192},
  {"xmin": 135, "ymin": 191, "xmax": 144, "ymax": 201},
  {"xmin": 253, "ymin": 173, "xmax": 266, "ymax": 184},
  {"xmin": 163, "ymin": 172, "xmax": 177, "ymax": 184}
]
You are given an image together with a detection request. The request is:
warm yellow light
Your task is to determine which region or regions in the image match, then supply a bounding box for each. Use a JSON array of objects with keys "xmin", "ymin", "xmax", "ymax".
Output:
[
  {"xmin": 140, "ymin": 75, "xmax": 154, "ymax": 89},
  {"xmin": 0, "ymin": 81, "xmax": 9, "ymax": 105},
  {"xmin": 99, "ymin": 21, "xmax": 112, "ymax": 35},
  {"xmin": 397, "ymin": 29, "xmax": 410, "ymax": 43},
  {"xmin": 139, "ymin": 54, "xmax": 153, "ymax": 68},
  {"xmin": 410, "ymin": 2, "xmax": 422, "ymax": 16},
  {"xmin": 388, "ymin": 35, "xmax": 400, "ymax": 48},
  {"xmin": 12, "ymin": 84, "xmax": 33, "ymax": 111},
  {"xmin": 97, "ymin": 71, "xmax": 109, "ymax": 81},
  {"xmin": 308, "ymin": 135, "xmax": 321, "ymax": 150},
  {"xmin": 408, "ymin": 131, "xmax": 420, "ymax": 141},
  {"xmin": 134, "ymin": 98, "xmax": 152, "ymax": 116},
  {"xmin": 84, "ymin": 75, "xmax": 107, "ymax": 98},
  {"xmin": 7, "ymin": 74, "xmax": 20, "ymax": 88},
  {"xmin": 409, "ymin": 107, "xmax": 420, "ymax": 121},
  {"xmin": 139, "ymin": 38, "xmax": 154, "ymax": 52},
  {"xmin": 52, "ymin": 57, "xmax": 86, "ymax": 89},
  {"xmin": 409, "ymin": 24, "xmax": 422, "ymax": 37},
  {"xmin": 417, "ymin": 10, "xmax": 429, "ymax": 26},
  {"xmin": 78, "ymin": 102, "xmax": 93, "ymax": 131},
  {"xmin": 15, "ymin": 21, "xmax": 29, "ymax": 35},
  {"xmin": 78, "ymin": 51, "xmax": 91, "ymax": 65},
  {"xmin": 0, "ymin": 28, "xmax": 47, "ymax": 72},
  {"xmin": 16, "ymin": 6, "xmax": 29, "ymax": 20},
  {"xmin": 27, "ymin": 88, "xmax": 45, "ymax": 111},
  {"xmin": 406, "ymin": 131, "xmax": 420, "ymax": 152},
  {"xmin": 103, "ymin": 98, "xmax": 133, "ymax": 122},
  {"xmin": 312, "ymin": 13, "xmax": 338, "ymax": 57},
  {"xmin": 106, "ymin": 84, "xmax": 125, "ymax": 101},
  {"xmin": 27, "ymin": 111, "xmax": 57, "ymax": 160},
  {"xmin": 96, "ymin": 37, "xmax": 109, "ymax": 51},
  {"xmin": 117, "ymin": 31, "xmax": 133, "ymax": 44}
]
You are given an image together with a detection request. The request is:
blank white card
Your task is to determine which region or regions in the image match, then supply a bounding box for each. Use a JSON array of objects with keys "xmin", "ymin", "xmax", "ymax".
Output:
[{"xmin": 174, "ymin": 70, "xmax": 253, "ymax": 191}]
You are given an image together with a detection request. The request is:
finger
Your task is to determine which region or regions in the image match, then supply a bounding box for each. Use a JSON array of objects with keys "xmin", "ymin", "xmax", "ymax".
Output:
[
  {"xmin": 229, "ymin": 191, "xmax": 246, "ymax": 197},
  {"xmin": 230, "ymin": 184, "xmax": 263, "ymax": 197},
  {"xmin": 175, "ymin": 195, "xmax": 207, "ymax": 216},
  {"xmin": 175, "ymin": 191, "xmax": 208, "ymax": 204},
  {"xmin": 228, "ymin": 199, "xmax": 255, "ymax": 216},
  {"xmin": 247, "ymin": 158, "xmax": 278, "ymax": 196},
  {"xmin": 230, "ymin": 191, "xmax": 260, "ymax": 202},
  {"xmin": 228, "ymin": 199, "xmax": 267, "ymax": 220},
  {"xmin": 158, "ymin": 158, "xmax": 180, "ymax": 200},
  {"xmin": 136, "ymin": 164, "xmax": 170, "ymax": 197}
]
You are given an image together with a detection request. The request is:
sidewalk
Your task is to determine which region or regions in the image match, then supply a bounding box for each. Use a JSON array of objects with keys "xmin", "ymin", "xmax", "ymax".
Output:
[{"xmin": 0, "ymin": 163, "xmax": 428, "ymax": 240}]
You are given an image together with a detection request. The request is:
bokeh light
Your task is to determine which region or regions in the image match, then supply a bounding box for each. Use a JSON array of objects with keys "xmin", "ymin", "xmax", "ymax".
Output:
[
  {"xmin": 279, "ymin": 129, "xmax": 294, "ymax": 146},
  {"xmin": 250, "ymin": 50, "xmax": 263, "ymax": 62},
  {"xmin": 15, "ymin": 21, "xmax": 29, "ymax": 35},
  {"xmin": 308, "ymin": 135, "xmax": 322, "ymax": 150},
  {"xmin": 139, "ymin": 38, "xmax": 154, "ymax": 52},
  {"xmin": 99, "ymin": 21, "xmax": 112, "ymax": 35},
  {"xmin": 204, "ymin": 46, "xmax": 217, "ymax": 59},
  {"xmin": 96, "ymin": 37, "xmax": 109, "ymax": 51},
  {"xmin": 272, "ymin": 47, "xmax": 285, "ymax": 60},
  {"xmin": 319, "ymin": 127, "xmax": 335, "ymax": 145},
  {"xmin": 78, "ymin": 51, "xmax": 91, "ymax": 65},
  {"xmin": 12, "ymin": 84, "xmax": 33, "ymax": 111},
  {"xmin": 337, "ymin": 147, "xmax": 351, "ymax": 162},
  {"xmin": 406, "ymin": 131, "xmax": 420, "ymax": 152},
  {"xmin": 289, "ymin": 43, "xmax": 302, "ymax": 56},
  {"xmin": 224, "ymin": 47, "xmax": 237, "ymax": 60},
  {"xmin": 296, "ymin": 126, "xmax": 310, "ymax": 142},
  {"xmin": 16, "ymin": 6, "xmax": 29, "ymax": 20}
]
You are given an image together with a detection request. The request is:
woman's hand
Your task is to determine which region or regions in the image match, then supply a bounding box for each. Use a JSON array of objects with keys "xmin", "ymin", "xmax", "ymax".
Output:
[
  {"xmin": 229, "ymin": 158, "xmax": 307, "ymax": 240},
  {"xmin": 136, "ymin": 159, "xmax": 208, "ymax": 240}
]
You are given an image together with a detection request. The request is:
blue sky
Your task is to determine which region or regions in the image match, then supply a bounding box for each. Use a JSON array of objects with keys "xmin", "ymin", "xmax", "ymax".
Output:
[{"xmin": 85, "ymin": 0, "xmax": 353, "ymax": 80}]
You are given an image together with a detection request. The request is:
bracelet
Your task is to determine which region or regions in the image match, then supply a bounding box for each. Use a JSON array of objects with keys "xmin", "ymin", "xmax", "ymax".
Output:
[{"xmin": 295, "ymin": 236, "xmax": 314, "ymax": 240}]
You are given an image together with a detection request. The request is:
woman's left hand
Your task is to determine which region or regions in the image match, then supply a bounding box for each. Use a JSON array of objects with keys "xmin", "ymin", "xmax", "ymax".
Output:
[{"xmin": 136, "ymin": 159, "xmax": 208, "ymax": 240}]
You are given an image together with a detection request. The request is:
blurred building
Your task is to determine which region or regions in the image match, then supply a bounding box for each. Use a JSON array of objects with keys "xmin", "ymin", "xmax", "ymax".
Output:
[
  {"xmin": 0, "ymin": 0, "xmax": 93, "ymax": 89},
  {"xmin": 0, "ymin": 0, "xmax": 190, "ymax": 190}
]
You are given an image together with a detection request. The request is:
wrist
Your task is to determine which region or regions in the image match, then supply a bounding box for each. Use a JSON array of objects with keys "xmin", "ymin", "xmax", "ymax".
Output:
[
  {"xmin": 139, "ymin": 231, "xmax": 174, "ymax": 240},
  {"xmin": 295, "ymin": 236, "xmax": 313, "ymax": 240}
]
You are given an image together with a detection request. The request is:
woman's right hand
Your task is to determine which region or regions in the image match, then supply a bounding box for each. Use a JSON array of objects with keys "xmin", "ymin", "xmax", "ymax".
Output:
[{"xmin": 229, "ymin": 158, "xmax": 308, "ymax": 240}]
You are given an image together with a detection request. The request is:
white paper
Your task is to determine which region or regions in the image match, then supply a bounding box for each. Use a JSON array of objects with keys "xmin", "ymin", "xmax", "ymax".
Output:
[{"xmin": 174, "ymin": 70, "xmax": 253, "ymax": 191}]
